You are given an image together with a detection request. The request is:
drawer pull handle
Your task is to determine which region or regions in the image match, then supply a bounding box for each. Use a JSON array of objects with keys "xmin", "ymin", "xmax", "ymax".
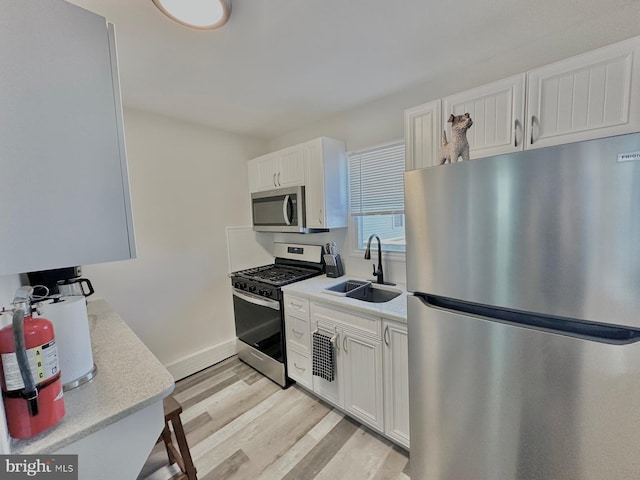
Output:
[
  {"xmin": 292, "ymin": 328, "xmax": 304, "ymax": 337},
  {"xmin": 250, "ymin": 352, "xmax": 264, "ymax": 362},
  {"xmin": 294, "ymin": 363, "xmax": 306, "ymax": 372},
  {"xmin": 290, "ymin": 302, "xmax": 303, "ymax": 309},
  {"xmin": 384, "ymin": 326, "xmax": 390, "ymax": 346}
]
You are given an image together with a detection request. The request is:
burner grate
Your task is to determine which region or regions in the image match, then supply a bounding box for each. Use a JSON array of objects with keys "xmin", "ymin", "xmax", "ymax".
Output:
[{"xmin": 233, "ymin": 264, "xmax": 318, "ymax": 286}]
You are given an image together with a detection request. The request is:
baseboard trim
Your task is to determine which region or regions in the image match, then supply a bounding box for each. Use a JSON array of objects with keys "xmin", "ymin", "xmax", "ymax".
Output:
[{"xmin": 165, "ymin": 339, "xmax": 237, "ymax": 381}]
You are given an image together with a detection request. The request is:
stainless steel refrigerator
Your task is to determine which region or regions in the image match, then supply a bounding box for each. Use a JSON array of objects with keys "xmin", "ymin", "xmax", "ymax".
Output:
[{"xmin": 404, "ymin": 132, "xmax": 640, "ymax": 480}]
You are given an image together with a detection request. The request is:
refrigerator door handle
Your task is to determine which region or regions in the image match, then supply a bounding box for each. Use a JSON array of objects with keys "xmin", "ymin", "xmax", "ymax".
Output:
[{"xmin": 420, "ymin": 294, "xmax": 640, "ymax": 345}]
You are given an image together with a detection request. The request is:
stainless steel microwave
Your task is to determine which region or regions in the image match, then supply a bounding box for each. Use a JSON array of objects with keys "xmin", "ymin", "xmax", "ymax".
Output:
[{"xmin": 252, "ymin": 186, "xmax": 322, "ymax": 233}]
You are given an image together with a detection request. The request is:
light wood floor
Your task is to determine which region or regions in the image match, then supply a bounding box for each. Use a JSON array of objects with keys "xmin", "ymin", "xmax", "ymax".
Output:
[{"xmin": 139, "ymin": 356, "xmax": 410, "ymax": 480}]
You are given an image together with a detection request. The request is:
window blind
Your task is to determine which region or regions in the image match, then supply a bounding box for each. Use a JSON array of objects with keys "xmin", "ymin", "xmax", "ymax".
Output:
[{"xmin": 348, "ymin": 142, "xmax": 405, "ymax": 216}]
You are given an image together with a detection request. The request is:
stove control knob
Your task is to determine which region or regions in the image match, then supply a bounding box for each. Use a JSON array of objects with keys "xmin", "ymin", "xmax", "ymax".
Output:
[
  {"xmin": 248, "ymin": 285, "xmax": 257, "ymax": 293},
  {"xmin": 263, "ymin": 290, "xmax": 273, "ymax": 297}
]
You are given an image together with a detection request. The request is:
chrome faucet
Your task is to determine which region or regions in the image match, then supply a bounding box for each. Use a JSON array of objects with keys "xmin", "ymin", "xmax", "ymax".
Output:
[{"xmin": 364, "ymin": 234, "xmax": 384, "ymax": 284}]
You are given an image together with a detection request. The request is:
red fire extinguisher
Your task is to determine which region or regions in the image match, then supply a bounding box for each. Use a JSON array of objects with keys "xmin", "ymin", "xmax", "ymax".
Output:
[{"xmin": 0, "ymin": 287, "xmax": 65, "ymax": 439}]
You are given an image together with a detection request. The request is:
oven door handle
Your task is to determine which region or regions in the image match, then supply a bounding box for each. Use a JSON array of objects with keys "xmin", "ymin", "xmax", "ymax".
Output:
[{"xmin": 233, "ymin": 289, "xmax": 280, "ymax": 311}]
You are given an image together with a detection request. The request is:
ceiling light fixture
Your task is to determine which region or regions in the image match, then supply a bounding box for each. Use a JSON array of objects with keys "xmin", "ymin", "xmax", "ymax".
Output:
[{"xmin": 152, "ymin": 0, "xmax": 231, "ymax": 30}]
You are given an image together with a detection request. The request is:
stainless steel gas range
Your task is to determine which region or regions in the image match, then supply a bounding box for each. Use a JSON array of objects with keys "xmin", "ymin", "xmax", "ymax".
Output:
[{"xmin": 230, "ymin": 243, "xmax": 324, "ymax": 387}]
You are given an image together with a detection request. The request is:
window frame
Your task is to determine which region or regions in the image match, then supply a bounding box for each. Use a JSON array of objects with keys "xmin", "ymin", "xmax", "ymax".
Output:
[{"xmin": 347, "ymin": 139, "xmax": 406, "ymax": 262}]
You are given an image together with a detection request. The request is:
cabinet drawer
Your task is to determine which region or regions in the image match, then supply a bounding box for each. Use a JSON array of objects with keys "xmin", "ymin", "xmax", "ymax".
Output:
[
  {"xmin": 284, "ymin": 295, "xmax": 309, "ymax": 319},
  {"xmin": 312, "ymin": 302, "xmax": 381, "ymax": 339},
  {"xmin": 343, "ymin": 310, "xmax": 381, "ymax": 338},
  {"xmin": 286, "ymin": 315, "xmax": 310, "ymax": 353},
  {"xmin": 287, "ymin": 349, "xmax": 312, "ymax": 389}
]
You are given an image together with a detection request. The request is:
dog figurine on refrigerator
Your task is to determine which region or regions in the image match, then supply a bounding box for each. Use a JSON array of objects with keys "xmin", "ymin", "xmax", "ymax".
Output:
[{"xmin": 439, "ymin": 113, "xmax": 473, "ymax": 164}]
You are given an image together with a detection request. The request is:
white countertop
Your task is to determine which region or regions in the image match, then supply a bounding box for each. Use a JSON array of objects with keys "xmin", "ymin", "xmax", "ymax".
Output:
[
  {"xmin": 282, "ymin": 275, "xmax": 408, "ymax": 323},
  {"xmin": 10, "ymin": 300, "xmax": 175, "ymax": 454}
]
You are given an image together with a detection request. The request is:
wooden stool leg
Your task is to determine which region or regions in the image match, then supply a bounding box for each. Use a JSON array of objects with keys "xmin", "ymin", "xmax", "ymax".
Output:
[
  {"xmin": 160, "ymin": 424, "xmax": 177, "ymax": 466},
  {"xmin": 171, "ymin": 415, "xmax": 197, "ymax": 480}
]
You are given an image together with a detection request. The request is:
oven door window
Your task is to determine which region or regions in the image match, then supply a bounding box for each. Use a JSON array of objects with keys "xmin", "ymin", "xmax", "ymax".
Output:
[{"xmin": 233, "ymin": 290, "xmax": 284, "ymax": 362}]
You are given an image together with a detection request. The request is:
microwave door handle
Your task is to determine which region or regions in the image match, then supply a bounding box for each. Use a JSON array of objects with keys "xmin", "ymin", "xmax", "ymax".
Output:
[{"xmin": 283, "ymin": 194, "xmax": 292, "ymax": 225}]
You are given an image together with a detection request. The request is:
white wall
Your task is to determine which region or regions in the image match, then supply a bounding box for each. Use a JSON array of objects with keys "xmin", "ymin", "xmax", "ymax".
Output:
[{"xmin": 83, "ymin": 108, "xmax": 267, "ymax": 379}]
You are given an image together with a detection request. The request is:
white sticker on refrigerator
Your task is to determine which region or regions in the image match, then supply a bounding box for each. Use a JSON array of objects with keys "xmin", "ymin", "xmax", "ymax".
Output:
[
  {"xmin": 617, "ymin": 151, "xmax": 640, "ymax": 162},
  {"xmin": 0, "ymin": 340, "xmax": 59, "ymax": 391}
]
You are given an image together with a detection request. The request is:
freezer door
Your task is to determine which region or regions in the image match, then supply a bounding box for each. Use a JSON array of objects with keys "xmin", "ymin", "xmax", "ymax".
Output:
[
  {"xmin": 408, "ymin": 295, "xmax": 640, "ymax": 480},
  {"xmin": 404, "ymin": 132, "xmax": 640, "ymax": 328}
]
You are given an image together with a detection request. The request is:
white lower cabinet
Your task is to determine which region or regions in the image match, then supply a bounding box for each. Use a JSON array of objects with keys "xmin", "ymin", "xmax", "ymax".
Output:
[
  {"xmin": 383, "ymin": 320, "xmax": 410, "ymax": 449},
  {"xmin": 309, "ymin": 303, "xmax": 344, "ymax": 408},
  {"xmin": 286, "ymin": 347, "xmax": 313, "ymax": 390},
  {"xmin": 342, "ymin": 332, "xmax": 384, "ymax": 432},
  {"xmin": 284, "ymin": 294, "xmax": 407, "ymax": 448},
  {"xmin": 284, "ymin": 295, "xmax": 313, "ymax": 389}
]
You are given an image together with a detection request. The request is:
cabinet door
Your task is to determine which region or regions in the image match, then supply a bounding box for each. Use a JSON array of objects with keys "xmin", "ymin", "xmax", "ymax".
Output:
[
  {"xmin": 311, "ymin": 305, "xmax": 343, "ymax": 408},
  {"xmin": 405, "ymin": 100, "xmax": 442, "ymax": 170},
  {"xmin": 0, "ymin": 1, "xmax": 135, "ymax": 275},
  {"xmin": 343, "ymin": 333, "xmax": 384, "ymax": 432},
  {"xmin": 250, "ymin": 153, "xmax": 278, "ymax": 192},
  {"xmin": 304, "ymin": 137, "xmax": 347, "ymax": 230},
  {"xmin": 527, "ymin": 37, "xmax": 640, "ymax": 149},
  {"xmin": 303, "ymin": 138, "xmax": 326, "ymax": 228},
  {"xmin": 276, "ymin": 144, "xmax": 304, "ymax": 187},
  {"xmin": 383, "ymin": 321, "xmax": 410, "ymax": 449},
  {"xmin": 247, "ymin": 157, "xmax": 260, "ymax": 193},
  {"xmin": 443, "ymin": 74, "xmax": 526, "ymax": 159}
]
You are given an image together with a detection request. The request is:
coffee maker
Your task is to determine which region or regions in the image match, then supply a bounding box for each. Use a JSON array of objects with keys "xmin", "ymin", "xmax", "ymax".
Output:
[
  {"xmin": 26, "ymin": 266, "xmax": 81, "ymax": 295},
  {"xmin": 28, "ymin": 267, "xmax": 97, "ymax": 391}
]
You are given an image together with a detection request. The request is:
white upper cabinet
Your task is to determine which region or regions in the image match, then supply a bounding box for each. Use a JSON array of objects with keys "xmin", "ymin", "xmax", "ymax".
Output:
[
  {"xmin": 527, "ymin": 37, "xmax": 640, "ymax": 149},
  {"xmin": 248, "ymin": 146, "xmax": 304, "ymax": 192},
  {"xmin": 442, "ymin": 74, "xmax": 526, "ymax": 159},
  {"xmin": 248, "ymin": 152, "xmax": 277, "ymax": 191},
  {"xmin": 248, "ymin": 137, "xmax": 347, "ymax": 230},
  {"xmin": 404, "ymin": 99, "xmax": 442, "ymax": 170},
  {"xmin": 303, "ymin": 137, "xmax": 347, "ymax": 230},
  {"xmin": 405, "ymin": 35, "xmax": 640, "ymax": 169},
  {"xmin": 276, "ymin": 145, "xmax": 305, "ymax": 187},
  {"xmin": 0, "ymin": 0, "xmax": 135, "ymax": 275}
]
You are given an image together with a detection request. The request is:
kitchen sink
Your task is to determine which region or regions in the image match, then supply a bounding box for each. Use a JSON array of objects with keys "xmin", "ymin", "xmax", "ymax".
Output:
[
  {"xmin": 324, "ymin": 279, "xmax": 371, "ymax": 295},
  {"xmin": 346, "ymin": 284, "xmax": 402, "ymax": 303},
  {"xmin": 324, "ymin": 279, "xmax": 402, "ymax": 303}
]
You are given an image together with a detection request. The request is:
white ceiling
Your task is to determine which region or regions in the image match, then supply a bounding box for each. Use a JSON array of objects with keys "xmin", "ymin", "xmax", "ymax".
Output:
[{"xmin": 67, "ymin": 0, "xmax": 640, "ymax": 140}]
